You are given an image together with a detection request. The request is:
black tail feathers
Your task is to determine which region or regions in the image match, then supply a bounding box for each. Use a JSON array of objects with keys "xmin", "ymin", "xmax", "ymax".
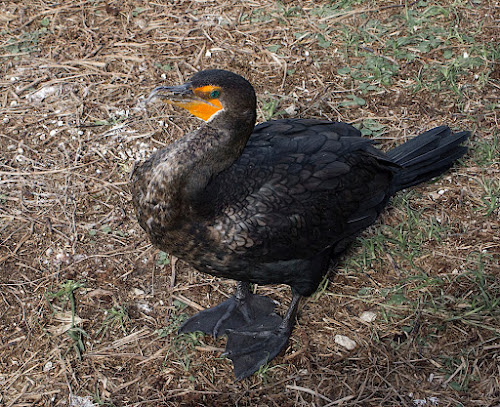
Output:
[{"xmin": 388, "ymin": 126, "xmax": 470, "ymax": 192}]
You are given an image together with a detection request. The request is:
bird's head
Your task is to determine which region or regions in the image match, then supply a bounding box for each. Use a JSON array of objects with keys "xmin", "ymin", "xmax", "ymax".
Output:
[{"xmin": 148, "ymin": 69, "xmax": 257, "ymax": 124}]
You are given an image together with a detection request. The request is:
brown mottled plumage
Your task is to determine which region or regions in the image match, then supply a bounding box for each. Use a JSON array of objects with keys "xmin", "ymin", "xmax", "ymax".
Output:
[{"xmin": 131, "ymin": 69, "xmax": 469, "ymax": 380}]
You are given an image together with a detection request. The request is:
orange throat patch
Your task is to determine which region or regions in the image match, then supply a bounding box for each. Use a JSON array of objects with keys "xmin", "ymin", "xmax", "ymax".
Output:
[{"xmin": 174, "ymin": 99, "xmax": 223, "ymax": 121}]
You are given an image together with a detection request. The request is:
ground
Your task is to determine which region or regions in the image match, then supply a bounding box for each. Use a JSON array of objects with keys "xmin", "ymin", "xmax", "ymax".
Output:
[{"xmin": 1, "ymin": 1, "xmax": 499, "ymax": 406}]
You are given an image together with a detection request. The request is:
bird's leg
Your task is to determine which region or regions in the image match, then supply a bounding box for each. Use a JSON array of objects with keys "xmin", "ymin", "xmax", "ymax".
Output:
[
  {"xmin": 224, "ymin": 290, "xmax": 302, "ymax": 380},
  {"xmin": 178, "ymin": 281, "xmax": 279, "ymax": 338}
]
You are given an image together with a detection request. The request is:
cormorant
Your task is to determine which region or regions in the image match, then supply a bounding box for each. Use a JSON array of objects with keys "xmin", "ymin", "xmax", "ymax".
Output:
[{"xmin": 131, "ymin": 69, "xmax": 469, "ymax": 380}]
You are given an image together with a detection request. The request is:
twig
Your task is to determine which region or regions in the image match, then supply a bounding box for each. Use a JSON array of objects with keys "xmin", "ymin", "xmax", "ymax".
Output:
[
  {"xmin": 172, "ymin": 294, "xmax": 204, "ymax": 311},
  {"xmin": 286, "ymin": 384, "xmax": 333, "ymax": 403}
]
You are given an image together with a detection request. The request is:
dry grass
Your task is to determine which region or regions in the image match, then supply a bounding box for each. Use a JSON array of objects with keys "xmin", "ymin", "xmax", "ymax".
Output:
[{"xmin": 1, "ymin": 1, "xmax": 499, "ymax": 406}]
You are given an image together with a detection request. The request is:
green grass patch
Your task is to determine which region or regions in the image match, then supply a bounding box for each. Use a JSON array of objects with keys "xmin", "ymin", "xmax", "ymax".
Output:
[
  {"xmin": 156, "ymin": 251, "xmax": 170, "ymax": 266},
  {"xmin": 353, "ymin": 119, "xmax": 386, "ymax": 137},
  {"xmin": 97, "ymin": 305, "xmax": 131, "ymax": 339},
  {"xmin": 156, "ymin": 299, "xmax": 189, "ymax": 337},
  {"xmin": 347, "ymin": 191, "xmax": 448, "ymax": 273},
  {"xmin": 473, "ymin": 177, "xmax": 500, "ymax": 217},
  {"xmin": 1, "ymin": 17, "xmax": 51, "ymax": 57},
  {"xmin": 472, "ymin": 134, "xmax": 500, "ymax": 166},
  {"xmin": 260, "ymin": 94, "xmax": 284, "ymax": 120},
  {"xmin": 45, "ymin": 280, "xmax": 88, "ymax": 358}
]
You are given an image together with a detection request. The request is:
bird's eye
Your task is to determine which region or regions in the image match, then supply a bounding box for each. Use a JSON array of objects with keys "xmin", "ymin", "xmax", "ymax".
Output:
[{"xmin": 209, "ymin": 90, "xmax": 220, "ymax": 99}]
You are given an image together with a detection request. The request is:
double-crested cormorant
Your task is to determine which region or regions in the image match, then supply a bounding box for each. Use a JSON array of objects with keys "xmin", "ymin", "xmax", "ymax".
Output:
[{"xmin": 131, "ymin": 69, "xmax": 469, "ymax": 380}]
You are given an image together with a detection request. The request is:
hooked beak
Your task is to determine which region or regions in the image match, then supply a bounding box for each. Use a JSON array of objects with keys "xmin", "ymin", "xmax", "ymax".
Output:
[{"xmin": 147, "ymin": 83, "xmax": 194, "ymax": 104}]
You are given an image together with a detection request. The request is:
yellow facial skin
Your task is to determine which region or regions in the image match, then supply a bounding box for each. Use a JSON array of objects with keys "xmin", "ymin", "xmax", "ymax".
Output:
[{"xmin": 172, "ymin": 85, "xmax": 223, "ymax": 121}]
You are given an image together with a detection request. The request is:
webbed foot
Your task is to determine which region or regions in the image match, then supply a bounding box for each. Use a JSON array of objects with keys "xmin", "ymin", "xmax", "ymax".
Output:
[
  {"xmin": 179, "ymin": 282, "xmax": 277, "ymax": 338},
  {"xmin": 224, "ymin": 318, "xmax": 289, "ymax": 380},
  {"xmin": 224, "ymin": 290, "xmax": 302, "ymax": 380}
]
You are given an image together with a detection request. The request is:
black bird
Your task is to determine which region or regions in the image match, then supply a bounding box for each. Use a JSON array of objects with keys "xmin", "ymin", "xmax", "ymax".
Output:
[{"xmin": 131, "ymin": 69, "xmax": 469, "ymax": 380}]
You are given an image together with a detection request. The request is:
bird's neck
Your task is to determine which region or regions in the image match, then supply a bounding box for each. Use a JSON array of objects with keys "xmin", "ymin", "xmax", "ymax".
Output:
[
  {"xmin": 182, "ymin": 110, "xmax": 255, "ymax": 193},
  {"xmin": 136, "ymin": 111, "xmax": 255, "ymax": 227}
]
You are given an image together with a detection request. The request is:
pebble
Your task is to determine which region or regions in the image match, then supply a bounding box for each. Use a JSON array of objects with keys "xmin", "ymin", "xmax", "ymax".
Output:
[
  {"xmin": 359, "ymin": 311, "xmax": 377, "ymax": 323},
  {"xmin": 334, "ymin": 334, "xmax": 357, "ymax": 350},
  {"xmin": 133, "ymin": 288, "xmax": 145, "ymax": 296}
]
